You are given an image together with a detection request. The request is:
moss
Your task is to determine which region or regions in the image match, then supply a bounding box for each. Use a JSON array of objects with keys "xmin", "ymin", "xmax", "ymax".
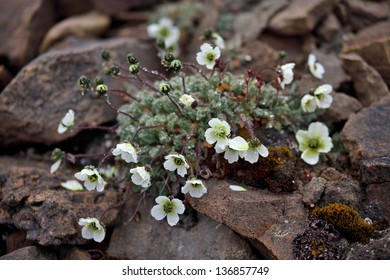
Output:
[{"xmin": 311, "ymin": 203, "xmax": 375, "ymax": 244}]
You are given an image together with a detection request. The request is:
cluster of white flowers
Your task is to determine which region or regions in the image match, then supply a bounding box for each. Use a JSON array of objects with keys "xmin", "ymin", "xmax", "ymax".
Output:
[
  {"xmin": 205, "ymin": 118, "xmax": 269, "ymax": 164},
  {"xmin": 301, "ymin": 84, "xmax": 333, "ymax": 112}
]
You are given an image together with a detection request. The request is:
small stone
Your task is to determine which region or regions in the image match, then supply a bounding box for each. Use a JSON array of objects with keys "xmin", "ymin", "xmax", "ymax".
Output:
[
  {"xmin": 268, "ymin": 0, "xmax": 340, "ymax": 36},
  {"xmin": 321, "ymin": 92, "xmax": 362, "ymax": 123},
  {"xmin": 340, "ymin": 53, "xmax": 389, "ymax": 107},
  {"xmin": 299, "ymin": 177, "xmax": 326, "ymax": 205}
]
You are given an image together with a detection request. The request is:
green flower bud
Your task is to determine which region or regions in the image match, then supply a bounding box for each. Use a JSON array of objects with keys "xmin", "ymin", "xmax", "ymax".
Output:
[
  {"xmin": 279, "ymin": 51, "xmax": 287, "ymax": 59},
  {"xmin": 159, "ymin": 82, "xmax": 171, "ymax": 94},
  {"xmin": 109, "ymin": 65, "xmax": 120, "ymax": 76},
  {"xmin": 170, "ymin": 59, "xmax": 182, "ymax": 71},
  {"xmin": 94, "ymin": 76, "xmax": 104, "ymax": 85},
  {"xmin": 203, "ymin": 28, "xmax": 212, "ymax": 39},
  {"xmin": 127, "ymin": 53, "xmax": 138, "ymax": 64},
  {"xmin": 101, "ymin": 50, "xmax": 111, "ymax": 61},
  {"xmin": 164, "ymin": 53, "xmax": 175, "ymax": 63},
  {"xmin": 96, "ymin": 84, "xmax": 108, "ymax": 95},
  {"xmin": 129, "ymin": 64, "xmax": 139, "ymax": 74},
  {"xmin": 79, "ymin": 75, "xmax": 91, "ymax": 89}
]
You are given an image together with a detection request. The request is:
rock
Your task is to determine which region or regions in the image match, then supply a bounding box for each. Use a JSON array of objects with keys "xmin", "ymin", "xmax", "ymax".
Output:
[
  {"xmin": 0, "ymin": 0, "xmax": 56, "ymax": 69},
  {"xmin": 108, "ymin": 192, "xmax": 256, "ymax": 259},
  {"xmin": 341, "ymin": 97, "xmax": 390, "ymax": 165},
  {"xmin": 316, "ymin": 13, "xmax": 341, "ymax": 41},
  {"xmin": 299, "ymin": 177, "xmax": 326, "ymax": 205},
  {"xmin": 361, "ymin": 157, "xmax": 390, "ymax": 185},
  {"xmin": 55, "ymin": 0, "xmax": 94, "ymax": 18},
  {"xmin": 233, "ymin": 0, "xmax": 288, "ymax": 41},
  {"xmin": 365, "ymin": 183, "xmax": 390, "ymax": 223},
  {"xmin": 346, "ymin": 228, "xmax": 390, "ymax": 260},
  {"xmin": 0, "ymin": 156, "xmax": 124, "ymax": 246},
  {"xmin": 0, "ymin": 38, "xmax": 158, "ymax": 146},
  {"xmin": 186, "ymin": 178, "xmax": 307, "ymax": 259},
  {"xmin": 268, "ymin": 0, "xmax": 340, "ymax": 36},
  {"xmin": 60, "ymin": 247, "xmax": 92, "ymax": 260},
  {"xmin": 311, "ymin": 49, "xmax": 350, "ymax": 90},
  {"xmin": 342, "ymin": 20, "xmax": 390, "ymax": 86},
  {"xmin": 91, "ymin": 0, "xmax": 159, "ymax": 16},
  {"xmin": 0, "ymin": 246, "xmax": 57, "ymax": 260},
  {"xmin": 39, "ymin": 12, "xmax": 111, "ymax": 53},
  {"xmin": 321, "ymin": 92, "xmax": 362, "ymax": 123},
  {"xmin": 0, "ymin": 65, "xmax": 13, "ymax": 92},
  {"xmin": 340, "ymin": 53, "xmax": 389, "ymax": 107},
  {"xmin": 344, "ymin": 0, "xmax": 390, "ymax": 31}
]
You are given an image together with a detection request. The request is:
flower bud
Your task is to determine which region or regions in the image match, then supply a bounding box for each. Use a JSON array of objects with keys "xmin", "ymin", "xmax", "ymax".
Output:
[
  {"xmin": 203, "ymin": 28, "xmax": 212, "ymax": 39},
  {"xmin": 101, "ymin": 50, "xmax": 111, "ymax": 61},
  {"xmin": 94, "ymin": 76, "xmax": 104, "ymax": 85},
  {"xmin": 96, "ymin": 84, "xmax": 108, "ymax": 95},
  {"xmin": 279, "ymin": 51, "xmax": 287, "ymax": 59},
  {"xmin": 156, "ymin": 38, "xmax": 165, "ymax": 49},
  {"xmin": 129, "ymin": 64, "xmax": 139, "ymax": 74},
  {"xmin": 159, "ymin": 82, "xmax": 171, "ymax": 94},
  {"xmin": 164, "ymin": 53, "xmax": 175, "ymax": 63},
  {"xmin": 79, "ymin": 75, "xmax": 91, "ymax": 89},
  {"xmin": 170, "ymin": 59, "xmax": 182, "ymax": 71},
  {"xmin": 109, "ymin": 65, "xmax": 120, "ymax": 76},
  {"xmin": 127, "ymin": 53, "xmax": 138, "ymax": 64}
]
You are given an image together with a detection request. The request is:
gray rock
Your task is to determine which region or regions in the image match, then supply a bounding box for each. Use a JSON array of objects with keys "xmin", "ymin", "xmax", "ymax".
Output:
[
  {"xmin": 299, "ymin": 177, "xmax": 326, "ymax": 205},
  {"xmin": 321, "ymin": 92, "xmax": 362, "ymax": 123},
  {"xmin": 108, "ymin": 192, "xmax": 257, "ymax": 259},
  {"xmin": 361, "ymin": 157, "xmax": 390, "ymax": 185},
  {"xmin": 0, "ymin": 246, "xmax": 57, "ymax": 260},
  {"xmin": 316, "ymin": 13, "xmax": 341, "ymax": 41},
  {"xmin": 268, "ymin": 0, "xmax": 340, "ymax": 36},
  {"xmin": 0, "ymin": 38, "xmax": 158, "ymax": 146},
  {"xmin": 340, "ymin": 53, "xmax": 389, "ymax": 107},
  {"xmin": 187, "ymin": 178, "xmax": 307, "ymax": 259},
  {"xmin": 0, "ymin": 0, "xmax": 56, "ymax": 69},
  {"xmin": 366, "ymin": 183, "xmax": 390, "ymax": 223}
]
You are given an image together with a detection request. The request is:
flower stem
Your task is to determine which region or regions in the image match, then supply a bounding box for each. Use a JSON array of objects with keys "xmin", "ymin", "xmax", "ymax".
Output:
[
  {"xmin": 182, "ymin": 62, "xmax": 209, "ymax": 81},
  {"xmin": 105, "ymin": 94, "xmax": 138, "ymax": 122},
  {"xmin": 109, "ymin": 89, "xmax": 138, "ymax": 101}
]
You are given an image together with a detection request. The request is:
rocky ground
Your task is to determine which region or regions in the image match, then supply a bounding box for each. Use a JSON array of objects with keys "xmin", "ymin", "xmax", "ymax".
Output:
[{"xmin": 0, "ymin": 0, "xmax": 390, "ymax": 260}]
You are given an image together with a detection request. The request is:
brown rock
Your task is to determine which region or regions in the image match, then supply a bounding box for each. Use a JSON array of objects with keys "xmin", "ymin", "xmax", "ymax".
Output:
[
  {"xmin": 91, "ymin": 0, "xmax": 159, "ymax": 16},
  {"xmin": 299, "ymin": 177, "xmax": 326, "ymax": 205},
  {"xmin": 321, "ymin": 92, "xmax": 362, "ymax": 123},
  {"xmin": 0, "ymin": 0, "xmax": 55, "ymax": 69},
  {"xmin": 55, "ymin": 0, "xmax": 94, "ymax": 18},
  {"xmin": 316, "ymin": 13, "xmax": 341, "ymax": 41},
  {"xmin": 187, "ymin": 178, "xmax": 307, "ymax": 259},
  {"xmin": 347, "ymin": 228, "xmax": 390, "ymax": 260},
  {"xmin": 268, "ymin": 0, "xmax": 340, "ymax": 36},
  {"xmin": 344, "ymin": 0, "xmax": 390, "ymax": 31},
  {"xmin": 0, "ymin": 65, "xmax": 13, "ymax": 92},
  {"xmin": 340, "ymin": 53, "xmax": 389, "ymax": 106},
  {"xmin": 365, "ymin": 183, "xmax": 390, "ymax": 223},
  {"xmin": 342, "ymin": 20, "xmax": 390, "ymax": 86},
  {"xmin": 0, "ymin": 38, "xmax": 158, "ymax": 146},
  {"xmin": 0, "ymin": 156, "xmax": 124, "ymax": 246},
  {"xmin": 233, "ymin": 0, "xmax": 288, "ymax": 41},
  {"xmin": 39, "ymin": 12, "xmax": 111, "ymax": 53},
  {"xmin": 108, "ymin": 193, "xmax": 256, "ymax": 259},
  {"xmin": 361, "ymin": 157, "xmax": 390, "ymax": 185},
  {"xmin": 0, "ymin": 246, "xmax": 57, "ymax": 260},
  {"xmin": 341, "ymin": 96, "xmax": 390, "ymax": 165}
]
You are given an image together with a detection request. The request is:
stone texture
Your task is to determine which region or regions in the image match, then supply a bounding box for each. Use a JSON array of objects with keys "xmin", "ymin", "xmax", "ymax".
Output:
[
  {"xmin": 365, "ymin": 183, "xmax": 390, "ymax": 223},
  {"xmin": 346, "ymin": 228, "xmax": 390, "ymax": 260},
  {"xmin": 91, "ymin": 0, "xmax": 159, "ymax": 16},
  {"xmin": 0, "ymin": 0, "xmax": 56, "ymax": 69},
  {"xmin": 0, "ymin": 65, "xmax": 13, "ymax": 92},
  {"xmin": 316, "ymin": 13, "xmax": 341, "ymax": 41},
  {"xmin": 342, "ymin": 20, "xmax": 390, "ymax": 86},
  {"xmin": 108, "ymin": 192, "xmax": 257, "ymax": 259},
  {"xmin": 39, "ymin": 12, "xmax": 111, "ymax": 53},
  {"xmin": 321, "ymin": 92, "xmax": 362, "ymax": 123},
  {"xmin": 361, "ymin": 157, "xmax": 390, "ymax": 185},
  {"xmin": 340, "ymin": 53, "xmax": 389, "ymax": 106},
  {"xmin": 341, "ymin": 97, "xmax": 390, "ymax": 165},
  {"xmin": 233, "ymin": 0, "xmax": 288, "ymax": 40},
  {"xmin": 299, "ymin": 177, "xmax": 326, "ymax": 205},
  {"xmin": 0, "ymin": 38, "xmax": 158, "ymax": 146},
  {"xmin": 187, "ymin": 178, "xmax": 307, "ymax": 260},
  {"xmin": 55, "ymin": 0, "xmax": 94, "ymax": 18},
  {"xmin": 268, "ymin": 0, "xmax": 340, "ymax": 36},
  {"xmin": 0, "ymin": 156, "xmax": 124, "ymax": 246},
  {"xmin": 344, "ymin": 0, "xmax": 390, "ymax": 31},
  {"xmin": 0, "ymin": 246, "xmax": 57, "ymax": 260}
]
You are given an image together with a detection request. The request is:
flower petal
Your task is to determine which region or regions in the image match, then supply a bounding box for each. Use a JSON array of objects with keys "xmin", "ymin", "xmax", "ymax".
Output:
[
  {"xmin": 155, "ymin": 196, "xmax": 170, "ymax": 204},
  {"xmin": 171, "ymin": 198, "xmax": 185, "ymax": 214},
  {"xmin": 81, "ymin": 226, "xmax": 94, "ymax": 240},
  {"xmin": 301, "ymin": 149, "xmax": 320, "ymax": 165},
  {"xmin": 93, "ymin": 229, "xmax": 105, "ymax": 243},
  {"xmin": 166, "ymin": 212, "xmax": 180, "ymax": 226},
  {"xmin": 229, "ymin": 185, "xmax": 248, "ymax": 192},
  {"xmin": 50, "ymin": 159, "xmax": 61, "ymax": 174},
  {"xmin": 151, "ymin": 205, "xmax": 166, "ymax": 220},
  {"xmin": 61, "ymin": 180, "xmax": 83, "ymax": 191}
]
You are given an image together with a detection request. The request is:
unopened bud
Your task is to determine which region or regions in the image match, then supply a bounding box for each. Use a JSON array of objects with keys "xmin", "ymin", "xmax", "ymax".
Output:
[
  {"xmin": 170, "ymin": 59, "xmax": 182, "ymax": 71},
  {"xmin": 96, "ymin": 84, "xmax": 108, "ymax": 95},
  {"xmin": 127, "ymin": 53, "xmax": 138, "ymax": 64},
  {"xmin": 101, "ymin": 50, "xmax": 111, "ymax": 61},
  {"xmin": 203, "ymin": 28, "xmax": 212, "ymax": 39},
  {"xmin": 129, "ymin": 64, "xmax": 139, "ymax": 74},
  {"xmin": 159, "ymin": 82, "xmax": 171, "ymax": 94},
  {"xmin": 79, "ymin": 75, "xmax": 90, "ymax": 89},
  {"xmin": 109, "ymin": 65, "xmax": 120, "ymax": 76}
]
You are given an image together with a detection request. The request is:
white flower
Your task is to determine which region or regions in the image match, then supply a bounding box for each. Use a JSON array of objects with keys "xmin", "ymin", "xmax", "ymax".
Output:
[
  {"xmin": 182, "ymin": 178, "xmax": 207, "ymax": 198},
  {"xmin": 229, "ymin": 185, "xmax": 248, "ymax": 192},
  {"xmin": 99, "ymin": 165, "xmax": 119, "ymax": 180},
  {"xmin": 61, "ymin": 180, "xmax": 83, "ymax": 191},
  {"xmin": 179, "ymin": 94, "xmax": 195, "ymax": 107},
  {"xmin": 147, "ymin": 17, "xmax": 180, "ymax": 47},
  {"xmin": 243, "ymin": 138, "xmax": 269, "ymax": 164},
  {"xmin": 150, "ymin": 196, "xmax": 185, "ymax": 226},
  {"xmin": 78, "ymin": 217, "xmax": 105, "ymax": 242},
  {"xmin": 163, "ymin": 153, "xmax": 189, "ymax": 177},
  {"xmin": 295, "ymin": 122, "xmax": 333, "ymax": 165},
  {"xmin": 277, "ymin": 63, "xmax": 295, "ymax": 89},
  {"xmin": 313, "ymin": 84, "xmax": 333, "ymax": 109},
  {"xmin": 205, "ymin": 118, "xmax": 231, "ymax": 150},
  {"xmin": 112, "ymin": 143, "xmax": 138, "ymax": 163},
  {"xmin": 216, "ymin": 136, "xmax": 249, "ymax": 163},
  {"xmin": 75, "ymin": 167, "xmax": 106, "ymax": 192},
  {"xmin": 196, "ymin": 43, "xmax": 221, "ymax": 70},
  {"xmin": 130, "ymin": 166, "xmax": 151, "ymax": 189},
  {"xmin": 301, "ymin": 94, "xmax": 317, "ymax": 113},
  {"xmin": 212, "ymin": 33, "xmax": 225, "ymax": 49},
  {"xmin": 50, "ymin": 159, "xmax": 62, "ymax": 174},
  {"xmin": 58, "ymin": 109, "xmax": 75, "ymax": 134},
  {"xmin": 308, "ymin": 53, "xmax": 325, "ymax": 79}
]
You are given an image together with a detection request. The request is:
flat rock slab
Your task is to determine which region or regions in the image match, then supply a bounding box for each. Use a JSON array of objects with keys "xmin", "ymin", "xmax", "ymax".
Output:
[
  {"xmin": 0, "ymin": 38, "xmax": 157, "ymax": 146},
  {"xmin": 0, "ymin": 156, "xmax": 123, "ymax": 246},
  {"xmin": 108, "ymin": 193, "xmax": 257, "ymax": 259},
  {"xmin": 0, "ymin": 246, "xmax": 57, "ymax": 260},
  {"xmin": 187, "ymin": 178, "xmax": 307, "ymax": 259}
]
